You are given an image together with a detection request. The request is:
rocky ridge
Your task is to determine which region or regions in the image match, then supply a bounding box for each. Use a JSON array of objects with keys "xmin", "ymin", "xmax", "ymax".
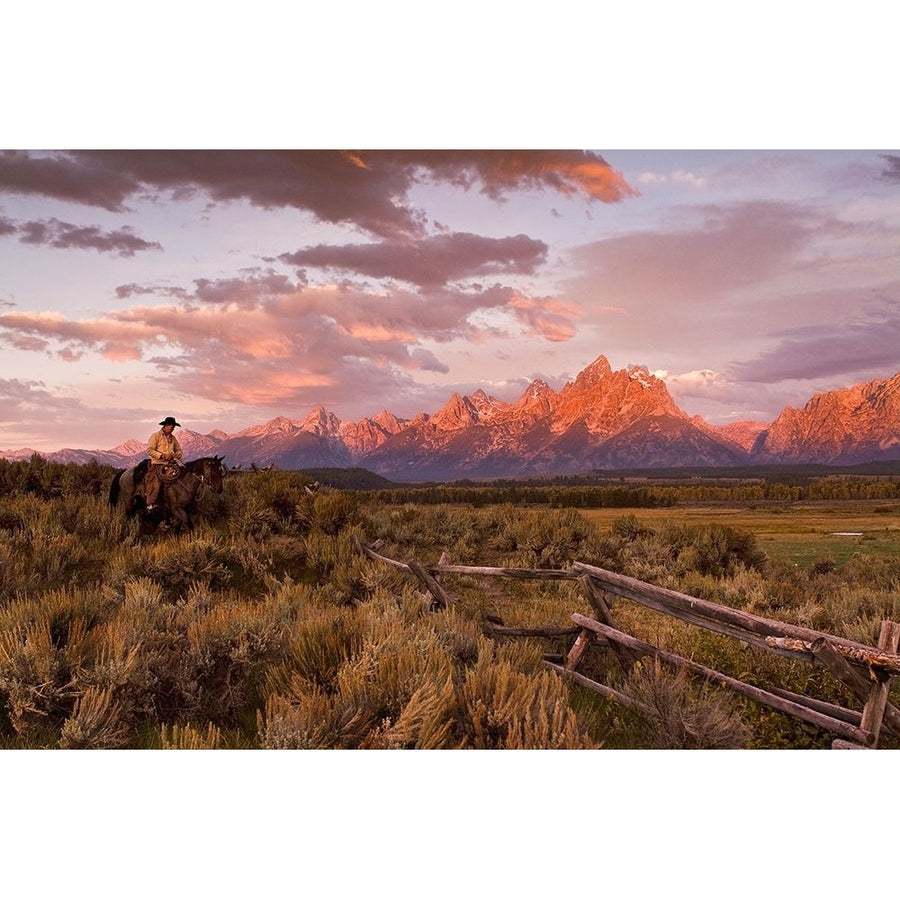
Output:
[{"xmin": 4, "ymin": 357, "xmax": 900, "ymax": 480}]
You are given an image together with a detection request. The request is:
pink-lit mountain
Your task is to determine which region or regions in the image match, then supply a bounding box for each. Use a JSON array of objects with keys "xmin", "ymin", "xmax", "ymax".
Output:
[{"xmin": 4, "ymin": 357, "xmax": 900, "ymax": 480}]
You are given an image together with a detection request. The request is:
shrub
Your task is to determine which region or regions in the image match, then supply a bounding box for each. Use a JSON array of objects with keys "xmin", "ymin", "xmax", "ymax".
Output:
[
  {"xmin": 620, "ymin": 659, "xmax": 751, "ymax": 749},
  {"xmin": 58, "ymin": 687, "xmax": 128, "ymax": 749},
  {"xmin": 160, "ymin": 722, "xmax": 224, "ymax": 749}
]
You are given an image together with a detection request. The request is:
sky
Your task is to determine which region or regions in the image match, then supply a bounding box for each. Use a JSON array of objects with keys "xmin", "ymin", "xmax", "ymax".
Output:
[{"xmin": 2, "ymin": 147, "xmax": 898, "ymax": 452}]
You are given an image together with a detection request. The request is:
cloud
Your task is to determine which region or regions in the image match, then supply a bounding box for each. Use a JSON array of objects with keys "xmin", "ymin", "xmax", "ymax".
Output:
[
  {"xmin": 279, "ymin": 232, "xmax": 548, "ymax": 287},
  {"xmin": 569, "ymin": 201, "xmax": 818, "ymax": 309},
  {"xmin": 0, "ymin": 377, "xmax": 178, "ymax": 452},
  {"xmin": 11, "ymin": 217, "xmax": 162, "ymax": 256},
  {"xmin": 0, "ymin": 150, "xmax": 138, "ymax": 212},
  {"xmin": 392, "ymin": 149, "xmax": 638, "ymax": 204},
  {"xmin": 882, "ymin": 155, "xmax": 900, "ymax": 183},
  {"xmin": 0, "ymin": 273, "xmax": 579, "ymax": 411},
  {"xmin": 730, "ymin": 294, "xmax": 900, "ymax": 383},
  {"xmin": 0, "ymin": 309, "xmax": 160, "ymax": 360},
  {"xmin": 504, "ymin": 292, "xmax": 579, "ymax": 341},
  {"xmin": 1, "ymin": 150, "xmax": 637, "ymax": 240},
  {"xmin": 637, "ymin": 170, "xmax": 706, "ymax": 188},
  {"xmin": 0, "ymin": 377, "xmax": 76, "ymax": 418}
]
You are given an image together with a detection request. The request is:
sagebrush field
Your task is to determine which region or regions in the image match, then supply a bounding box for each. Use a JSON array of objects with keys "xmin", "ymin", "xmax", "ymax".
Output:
[{"xmin": 2, "ymin": 456, "xmax": 899, "ymax": 749}]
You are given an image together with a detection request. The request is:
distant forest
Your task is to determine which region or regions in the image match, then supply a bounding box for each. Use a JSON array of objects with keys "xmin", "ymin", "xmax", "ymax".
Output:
[{"xmin": 3, "ymin": 454, "xmax": 900, "ymax": 507}]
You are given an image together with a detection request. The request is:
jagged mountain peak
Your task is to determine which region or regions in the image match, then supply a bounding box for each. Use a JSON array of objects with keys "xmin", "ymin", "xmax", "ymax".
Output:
[
  {"xmin": 572, "ymin": 354, "xmax": 613, "ymax": 387},
  {"xmin": 300, "ymin": 406, "xmax": 342, "ymax": 436},
  {"xmin": 755, "ymin": 370, "xmax": 900, "ymax": 464},
  {"xmin": 371, "ymin": 409, "xmax": 405, "ymax": 431},
  {"xmin": 431, "ymin": 393, "xmax": 478, "ymax": 430},
  {"xmin": 7, "ymin": 357, "xmax": 900, "ymax": 479}
]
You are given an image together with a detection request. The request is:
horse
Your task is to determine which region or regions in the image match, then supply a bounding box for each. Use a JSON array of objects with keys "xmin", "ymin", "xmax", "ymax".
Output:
[
  {"xmin": 109, "ymin": 455, "xmax": 227, "ymax": 532},
  {"xmin": 108, "ymin": 458, "xmax": 150, "ymax": 517}
]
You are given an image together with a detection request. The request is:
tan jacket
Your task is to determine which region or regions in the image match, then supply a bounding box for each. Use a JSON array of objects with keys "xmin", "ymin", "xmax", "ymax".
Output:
[{"xmin": 147, "ymin": 429, "xmax": 184, "ymax": 465}]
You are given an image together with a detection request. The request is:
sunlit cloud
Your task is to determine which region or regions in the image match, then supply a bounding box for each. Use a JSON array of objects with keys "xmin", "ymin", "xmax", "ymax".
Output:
[
  {"xmin": 0, "ymin": 271, "xmax": 579, "ymax": 412},
  {"xmin": 506, "ymin": 292, "xmax": 579, "ymax": 341},
  {"xmin": 0, "ymin": 150, "xmax": 638, "ymax": 242}
]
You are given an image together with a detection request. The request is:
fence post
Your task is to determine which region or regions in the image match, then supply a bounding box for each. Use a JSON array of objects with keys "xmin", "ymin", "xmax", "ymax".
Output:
[
  {"xmin": 564, "ymin": 629, "xmax": 594, "ymax": 671},
  {"xmin": 857, "ymin": 621, "xmax": 900, "ymax": 745},
  {"xmin": 578, "ymin": 574, "xmax": 633, "ymax": 672},
  {"xmin": 408, "ymin": 558, "xmax": 456, "ymax": 611}
]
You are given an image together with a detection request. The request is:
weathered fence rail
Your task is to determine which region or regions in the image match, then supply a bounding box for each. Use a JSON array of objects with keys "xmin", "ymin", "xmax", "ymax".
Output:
[{"xmin": 353, "ymin": 536, "xmax": 900, "ymax": 749}]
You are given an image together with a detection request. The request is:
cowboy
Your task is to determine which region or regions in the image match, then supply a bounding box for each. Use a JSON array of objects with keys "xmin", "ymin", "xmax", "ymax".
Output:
[{"xmin": 144, "ymin": 416, "xmax": 184, "ymax": 511}]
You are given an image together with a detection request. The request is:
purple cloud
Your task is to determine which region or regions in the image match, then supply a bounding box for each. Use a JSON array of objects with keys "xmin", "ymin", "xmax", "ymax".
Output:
[
  {"xmin": 279, "ymin": 232, "xmax": 548, "ymax": 287},
  {"xmin": 15, "ymin": 218, "xmax": 162, "ymax": 256},
  {"xmin": 1, "ymin": 150, "xmax": 637, "ymax": 241},
  {"xmin": 730, "ymin": 295, "xmax": 900, "ymax": 383}
]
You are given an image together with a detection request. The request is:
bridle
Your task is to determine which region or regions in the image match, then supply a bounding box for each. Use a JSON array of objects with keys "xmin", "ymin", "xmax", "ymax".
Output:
[{"xmin": 194, "ymin": 459, "xmax": 225, "ymax": 496}]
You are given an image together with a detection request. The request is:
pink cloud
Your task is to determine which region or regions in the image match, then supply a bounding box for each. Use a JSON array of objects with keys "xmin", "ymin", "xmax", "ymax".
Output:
[
  {"xmin": 390, "ymin": 149, "xmax": 638, "ymax": 203},
  {"xmin": 0, "ymin": 273, "xmax": 577, "ymax": 410},
  {"xmin": 506, "ymin": 292, "xmax": 580, "ymax": 341},
  {"xmin": 570, "ymin": 202, "xmax": 817, "ymax": 308}
]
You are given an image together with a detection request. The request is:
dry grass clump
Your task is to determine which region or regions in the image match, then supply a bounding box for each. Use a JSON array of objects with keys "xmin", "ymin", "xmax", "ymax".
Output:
[
  {"xmin": 458, "ymin": 644, "xmax": 598, "ymax": 749},
  {"xmin": 361, "ymin": 503, "xmax": 616, "ymax": 573},
  {"xmin": 160, "ymin": 722, "xmax": 224, "ymax": 749},
  {"xmin": 257, "ymin": 593, "xmax": 599, "ymax": 750},
  {"xmin": 620, "ymin": 659, "xmax": 751, "ymax": 749},
  {"xmin": 0, "ymin": 587, "xmax": 110, "ymax": 741},
  {"xmin": 59, "ymin": 687, "xmax": 129, "ymax": 749}
]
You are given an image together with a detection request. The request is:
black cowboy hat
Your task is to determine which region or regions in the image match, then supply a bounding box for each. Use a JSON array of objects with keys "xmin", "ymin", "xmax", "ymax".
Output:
[{"xmin": 159, "ymin": 416, "xmax": 181, "ymax": 427}]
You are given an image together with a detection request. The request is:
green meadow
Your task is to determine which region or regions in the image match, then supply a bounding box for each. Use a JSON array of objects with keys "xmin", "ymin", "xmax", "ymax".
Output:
[{"xmin": 580, "ymin": 502, "xmax": 900, "ymax": 567}]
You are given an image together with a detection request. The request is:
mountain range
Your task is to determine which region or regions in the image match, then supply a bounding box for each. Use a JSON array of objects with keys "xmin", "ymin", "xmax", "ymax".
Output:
[{"xmin": 4, "ymin": 355, "xmax": 900, "ymax": 481}]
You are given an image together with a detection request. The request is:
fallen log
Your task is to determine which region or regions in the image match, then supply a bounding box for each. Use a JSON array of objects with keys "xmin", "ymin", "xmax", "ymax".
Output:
[{"xmin": 352, "ymin": 535, "xmax": 411, "ymax": 571}]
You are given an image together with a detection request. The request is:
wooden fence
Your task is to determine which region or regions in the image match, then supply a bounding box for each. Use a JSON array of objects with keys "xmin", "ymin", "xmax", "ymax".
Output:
[{"xmin": 352, "ymin": 536, "xmax": 900, "ymax": 749}]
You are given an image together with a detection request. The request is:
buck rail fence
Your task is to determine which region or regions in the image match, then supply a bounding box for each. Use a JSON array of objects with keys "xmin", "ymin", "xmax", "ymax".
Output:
[{"xmin": 352, "ymin": 536, "xmax": 900, "ymax": 749}]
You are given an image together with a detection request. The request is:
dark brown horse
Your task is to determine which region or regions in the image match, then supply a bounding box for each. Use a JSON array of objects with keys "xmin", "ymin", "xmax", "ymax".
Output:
[{"xmin": 109, "ymin": 456, "xmax": 227, "ymax": 531}]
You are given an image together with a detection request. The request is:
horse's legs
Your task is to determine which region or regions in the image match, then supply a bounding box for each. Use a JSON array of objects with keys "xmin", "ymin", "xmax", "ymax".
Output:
[{"xmin": 170, "ymin": 507, "xmax": 191, "ymax": 532}]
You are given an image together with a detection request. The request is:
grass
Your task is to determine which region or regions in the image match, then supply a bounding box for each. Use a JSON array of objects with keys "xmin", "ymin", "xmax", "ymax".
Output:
[
  {"xmin": 3, "ymin": 463, "xmax": 900, "ymax": 750},
  {"xmin": 580, "ymin": 501, "xmax": 900, "ymax": 566}
]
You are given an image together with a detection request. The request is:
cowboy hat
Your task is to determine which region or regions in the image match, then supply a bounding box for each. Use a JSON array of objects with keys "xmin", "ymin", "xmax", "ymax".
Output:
[{"xmin": 159, "ymin": 416, "xmax": 181, "ymax": 427}]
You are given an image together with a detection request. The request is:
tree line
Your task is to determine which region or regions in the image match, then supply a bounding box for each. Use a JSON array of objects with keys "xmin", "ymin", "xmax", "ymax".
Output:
[{"xmin": 2, "ymin": 453, "xmax": 899, "ymax": 506}]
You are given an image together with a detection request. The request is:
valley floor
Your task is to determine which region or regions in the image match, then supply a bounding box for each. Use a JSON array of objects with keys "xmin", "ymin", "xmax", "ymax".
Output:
[{"xmin": 579, "ymin": 500, "xmax": 900, "ymax": 567}]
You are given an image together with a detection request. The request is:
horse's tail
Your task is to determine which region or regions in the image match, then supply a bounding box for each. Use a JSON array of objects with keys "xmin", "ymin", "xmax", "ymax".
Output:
[{"xmin": 109, "ymin": 469, "xmax": 123, "ymax": 507}]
